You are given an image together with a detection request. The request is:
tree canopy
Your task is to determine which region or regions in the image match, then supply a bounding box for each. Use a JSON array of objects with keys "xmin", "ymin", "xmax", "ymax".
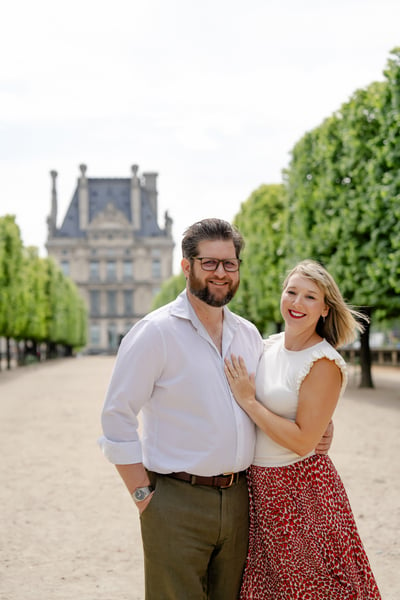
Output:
[
  {"xmin": 230, "ymin": 184, "xmax": 287, "ymax": 334},
  {"xmin": 284, "ymin": 48, "xmax": 400, "ymax": 385},
  {"xmin": 0, "ymin": 215, "xmax": 27, "ymax": 339},
  {"xmin": 151, "ymin": 272, "xmax": 186, "ymax": 310},
  {"xmin": 0, "ymin": 215, "xmax": 87, "ymax": 367}
]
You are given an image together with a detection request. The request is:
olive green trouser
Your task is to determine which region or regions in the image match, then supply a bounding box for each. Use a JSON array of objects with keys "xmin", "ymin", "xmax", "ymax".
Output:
[{"xmin": 140, "ymin": 472, "xmax": 249, "ymax": 600}]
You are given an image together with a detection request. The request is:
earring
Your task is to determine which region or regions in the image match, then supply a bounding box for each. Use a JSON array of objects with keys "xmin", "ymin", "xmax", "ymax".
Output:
[{"xmin": 322, "ymin": 316, "xmax": 326, "ymax": 323}]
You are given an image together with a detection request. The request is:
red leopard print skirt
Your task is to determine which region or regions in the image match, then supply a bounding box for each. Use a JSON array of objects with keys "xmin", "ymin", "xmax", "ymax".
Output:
[{"xmin": 240, "ymin": 455, "xmax": 381, "ymax": 599}]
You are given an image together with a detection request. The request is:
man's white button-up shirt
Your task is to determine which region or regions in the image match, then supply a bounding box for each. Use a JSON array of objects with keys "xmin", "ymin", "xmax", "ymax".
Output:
[{"xmin": 99, "ymin": 290, "xmax": 263, "ymax": 476}]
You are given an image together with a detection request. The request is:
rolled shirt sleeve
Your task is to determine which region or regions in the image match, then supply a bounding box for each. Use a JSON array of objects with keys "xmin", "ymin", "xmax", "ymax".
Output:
[{"xmin": 98, "ymin": 437, "xmax": 142, "ymax": 465}]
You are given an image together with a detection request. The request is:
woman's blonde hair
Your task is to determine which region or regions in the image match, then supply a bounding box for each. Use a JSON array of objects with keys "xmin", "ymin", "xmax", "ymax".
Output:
[{"xmin": 283, "ymin": 259, "xmax": 367, "ymax": 348}]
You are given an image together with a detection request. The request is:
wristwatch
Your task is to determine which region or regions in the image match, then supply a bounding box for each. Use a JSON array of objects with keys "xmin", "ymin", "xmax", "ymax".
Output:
[{"xmin": 132, "ymin": 485, "xmax": 153, "ymax": 503}]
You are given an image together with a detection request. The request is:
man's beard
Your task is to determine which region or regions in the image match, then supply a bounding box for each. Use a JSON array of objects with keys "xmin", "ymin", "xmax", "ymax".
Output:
[{"xmin": 188, "ymin": 272, "xmax": 239, "ymax": 307}]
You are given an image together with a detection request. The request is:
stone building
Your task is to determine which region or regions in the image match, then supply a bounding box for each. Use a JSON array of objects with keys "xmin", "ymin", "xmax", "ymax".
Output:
[{"xmin": 46, "ymin": 164, "xmax": 174, "ymax": 354}]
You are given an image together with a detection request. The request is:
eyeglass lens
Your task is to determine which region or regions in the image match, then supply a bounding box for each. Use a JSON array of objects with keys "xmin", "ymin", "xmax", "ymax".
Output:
[{"xmin": 196, "ymin": 258, "xmax": 240, "ymax": 272}]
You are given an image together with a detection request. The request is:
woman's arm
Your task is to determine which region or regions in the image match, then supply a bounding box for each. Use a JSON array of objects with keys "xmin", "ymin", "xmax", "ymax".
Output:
[{"xmin": 224, "ymin": 354, "xmax": 341, "ymax": 456}]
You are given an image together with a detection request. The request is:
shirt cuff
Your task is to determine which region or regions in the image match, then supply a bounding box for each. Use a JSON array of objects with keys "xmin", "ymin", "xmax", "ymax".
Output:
[{"xmin": 98, "ymin": 436, "xmax": 143, "ymax": 465}]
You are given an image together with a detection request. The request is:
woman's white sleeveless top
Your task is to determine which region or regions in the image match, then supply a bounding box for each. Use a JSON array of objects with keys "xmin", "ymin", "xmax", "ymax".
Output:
[{"xmin": 253, "ymin": 332, "xmax": 347, "ymax": 467}]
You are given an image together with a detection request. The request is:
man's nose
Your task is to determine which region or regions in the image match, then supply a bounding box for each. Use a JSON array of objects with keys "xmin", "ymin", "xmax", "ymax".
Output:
[{"xmin": 214, "ymin": 261, "xmax": 226, "ymax": 274}]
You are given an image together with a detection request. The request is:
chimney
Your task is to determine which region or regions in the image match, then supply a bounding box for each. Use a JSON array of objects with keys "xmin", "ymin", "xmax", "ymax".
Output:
[
  {"xmin": 47, "ymin": 170, "xmax": 58, "ymax": 237},
  {"xmin": 78, "ymin": 163, "xmax": 89, "ymax": 230},
  {"xmin": 143, "ymin": 172, "xmax": 158, "ymax": 216},
  {"xmin": 164, "ymin": 210, "xmax": 173, "ymax": 237},
  {"xmin": 130, "ymin": 164, "xmax": 141, "ymax": 231}
]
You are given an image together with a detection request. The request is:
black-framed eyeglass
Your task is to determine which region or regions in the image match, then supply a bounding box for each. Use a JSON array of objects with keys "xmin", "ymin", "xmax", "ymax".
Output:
[{"xmin": 191, "ymin": 257, "xmax": 241, "ymax": 272}]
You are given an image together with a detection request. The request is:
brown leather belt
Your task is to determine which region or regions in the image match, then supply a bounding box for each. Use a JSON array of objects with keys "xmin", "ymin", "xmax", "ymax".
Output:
[{"xmin": 167, "ymin": 471, "xmax": 245, "ymax": 489}]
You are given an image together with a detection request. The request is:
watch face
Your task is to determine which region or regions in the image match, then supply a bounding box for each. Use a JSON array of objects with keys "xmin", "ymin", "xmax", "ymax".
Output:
[
  {"xmin": 135, "ymin": 489, "xmax": 146, "ymax": 501},
  {"xmin": 134, "ymin": 486, "xmax": 152, "ymax": 502}
]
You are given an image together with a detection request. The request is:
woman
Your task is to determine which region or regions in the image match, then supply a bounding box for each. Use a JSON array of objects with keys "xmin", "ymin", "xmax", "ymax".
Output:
[{"xmin": 225, "ymin": 260, "xmax": 381, "ymax": 599}]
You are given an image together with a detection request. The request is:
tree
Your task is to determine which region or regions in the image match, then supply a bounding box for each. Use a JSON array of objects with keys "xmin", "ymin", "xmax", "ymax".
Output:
[
  {"xmin": 230, "ymin": 184, "xmax": 288, "ymax": 335},
  {"xmin": 284, "ymin": 48, "xmax": 400, "ymax": 387},
  {"xmin": 0, "ymin": 216, "xmax": 87, "ymax": 369},
  {"xmin": 363, "ymin": 48, "xmax": 400, "ymax": 305},
  {"xmin": 151, "ymin": 273, "xmax": 186, "ymax": 310},
  {"xmin": 0, "ymin": 216, "xmax": 27, "ymax": 368},
  {"xmin": 20, "ymin": 247, "xmax": 48, "ymax": 357},
  {"xmin": 60, "ymin": 277, "xmax": 88, "ymax": 352},
  {"xmin": 41, "ymin": 257, "xmax": 87, "ymax": 355}
]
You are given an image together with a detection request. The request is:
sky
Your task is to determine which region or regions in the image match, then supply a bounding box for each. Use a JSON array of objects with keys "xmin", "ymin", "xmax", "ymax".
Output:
[{"xmin": 2, "ymin": 0, "xmax": 400, "ymax": 273}]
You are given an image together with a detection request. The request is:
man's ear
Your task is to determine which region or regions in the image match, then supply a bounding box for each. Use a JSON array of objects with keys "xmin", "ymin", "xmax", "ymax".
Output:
[{"xmin": 181, "ymin": 257, "xmax": 190, "ymax": 279}]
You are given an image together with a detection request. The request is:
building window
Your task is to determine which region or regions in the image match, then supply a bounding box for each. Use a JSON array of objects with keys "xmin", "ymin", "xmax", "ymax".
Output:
[
  {"xmin": 123, "ymin": 260, "xmax": 133, "ymax": 281},
  {"xmin": 107, "ymin": 290, "xmax": 117, "ymax": 315},
  {"xmin": 123, "ymin": 290, "xmax": 133, "ymax": 315},
  {"xmin": 90, "ymin": 290, "xmax": 101, "ymax": 316},
  {"xmin": 152, "ymin": 258, "xmax": 161, "ymax": 279},
  {"xmin": 89, "ymin": 261, "xmax": 100, "ymax": 281},
  {"xmin": 106, "ymin": 261, "xmax": 116, "ymax": 281},
  {"xmin": 60, "ymin": 260, "xmax": 70, "ymax": 277},
  {"xmin": 90, "ymin": 324, "xmax": 101, "ymax": 346},
  {"xmin": 107, "ymin": 323, "xmax": 118, "ymax": 350}
]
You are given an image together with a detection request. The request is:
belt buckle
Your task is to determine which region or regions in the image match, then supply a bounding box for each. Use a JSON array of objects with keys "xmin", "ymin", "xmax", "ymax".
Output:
[{"xmin": 220, "ymin": 472, "xmax": 235, "ymax": 489}]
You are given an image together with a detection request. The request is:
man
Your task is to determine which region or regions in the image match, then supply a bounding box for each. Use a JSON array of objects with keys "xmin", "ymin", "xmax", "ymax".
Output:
[{"xmin": 99, "ymin": 218, "xmax": 331, "ymax": 599}]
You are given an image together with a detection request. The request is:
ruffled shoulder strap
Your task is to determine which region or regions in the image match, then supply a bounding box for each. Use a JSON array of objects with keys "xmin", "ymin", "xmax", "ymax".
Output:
[
  {"xmin": 263, "ymin": 332, "xmax": 284, "ymax": 350},
  {"xmin": 296, "ymin": 340, "xmax": 348, "ymax": 395}
]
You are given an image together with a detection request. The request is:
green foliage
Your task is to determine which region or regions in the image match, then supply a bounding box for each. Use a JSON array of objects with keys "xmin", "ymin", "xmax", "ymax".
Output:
[
  {"xmin": 283, "ymin": 47, "xmax": 400, "ymax": 386},
  {"xmin": 230, "ymin": 184, "xmax": 287, "ymax": 334},
  {"xmin": 0, "ymin": 215, "xmax": 87, "ymax": 352},
  {"xmin": 0, "ymin": 215, "xmax": 27, "ymax": 338},
  {"xmin": 22, "ymin": 246, "xmax": 48, "ymax": 341},
  {"xmin": 42, "ymin": 257, "xmax": 87, "ymax": 348},
  {"xmin": 285, "ymin": 48, "xmax": 400, "ymax": 317},
  {"xmin": 151, "ymin": 273, "xmax": 186, "ymax": 310}
]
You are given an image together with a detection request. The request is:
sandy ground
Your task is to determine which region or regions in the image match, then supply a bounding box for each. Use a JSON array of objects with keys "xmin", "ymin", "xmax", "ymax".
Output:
[{"xmin": 0, "ymin": 356, "xmax": 399, "ymax": 600}]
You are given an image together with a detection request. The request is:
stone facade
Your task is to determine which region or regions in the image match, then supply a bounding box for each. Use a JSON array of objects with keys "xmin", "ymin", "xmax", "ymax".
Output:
[{"xmin": 46, "ymin": 164, "xmax": 174, "ymax": 354}]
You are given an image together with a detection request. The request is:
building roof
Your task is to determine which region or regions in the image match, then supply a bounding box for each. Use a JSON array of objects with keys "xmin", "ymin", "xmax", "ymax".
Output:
[{"xmin": 55, "ymin": 177, "xmax": 165, "ymax": 238}]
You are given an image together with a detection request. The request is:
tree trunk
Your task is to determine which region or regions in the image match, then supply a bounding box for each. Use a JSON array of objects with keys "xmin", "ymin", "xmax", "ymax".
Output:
[
  {"xmin": 17, "ymin": 341, "xmax": 24, "ymax": 366},
  {"xmin": 46, "ymin": 341, "xmax": 57, "ymax": 359},
  {"xmin": 359, "ymin": 308, "xmax": 374, "ymax": 388},
  {"xmin": 6, "ymin": 337, "xmax": 11, "ymax": 370},
  {"xmin": 64, "ymin": 344, "xmax": 73, "ymax": 357}
]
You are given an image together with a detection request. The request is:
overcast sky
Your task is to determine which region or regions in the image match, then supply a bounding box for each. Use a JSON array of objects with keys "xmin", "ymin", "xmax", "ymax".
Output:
[{"xmin": 2, "ymin": 0, "xmax": 400, "ymax": 272}]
